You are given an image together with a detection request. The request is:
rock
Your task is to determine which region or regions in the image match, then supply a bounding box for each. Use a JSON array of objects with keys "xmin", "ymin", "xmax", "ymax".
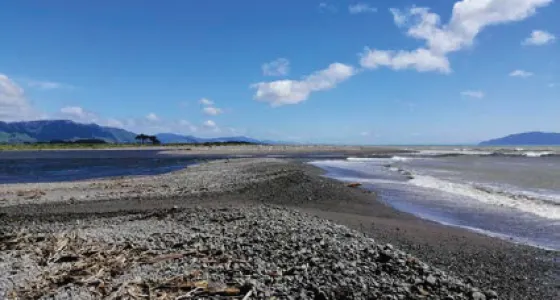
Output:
[
  {"xmin": 471, "ymin": 291, "xmax": 487, "ymax": 300},
  {"xmin": 425, "ymin": 274, "xmax": 437, "ymax": 286},
  {"xmin": 485, "ymin": 290, "xmax": 498, "ymax": 299},
  {"xmin": 347, "ymin": 183, "xmax": 362, "ymax": 188}
]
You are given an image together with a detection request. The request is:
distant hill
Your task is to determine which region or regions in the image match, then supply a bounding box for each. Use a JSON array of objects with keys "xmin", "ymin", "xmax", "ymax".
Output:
[
  {"xmin": 479, "ymin": 132, "xmax": 560, "ymax": 146},
  {"xmin": 0, "ymin": 120, "xmax": 282, "ymax": 145},
  {"xmin": 0, "ymin": 120, "xmax": 137, "ymax": 143},
  {"xmin": 155, "ymin": 133, "xmax": 265, "ymax": 144},
  {"xmin": 156, "ymin": 133, "xmax": 199, "ymax": 144}
]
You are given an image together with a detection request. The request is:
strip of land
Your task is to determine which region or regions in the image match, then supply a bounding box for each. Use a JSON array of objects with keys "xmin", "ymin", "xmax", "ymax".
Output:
[{"xmin": 0, "ymin": 158, "xmax": 558, "ymax": 299}]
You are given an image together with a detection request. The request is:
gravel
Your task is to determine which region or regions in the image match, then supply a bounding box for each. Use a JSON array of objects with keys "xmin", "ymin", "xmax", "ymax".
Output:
[
  {"xmin": 0, "ymin": 158, "xmax": 291, "ymax": 207},
  {"xmin": 0, "ymin": 205, "xmax": 498, "ymax": 300},
  {"xmin": 1, "ymin": 157, "xmax": 558, "ymax": 299}
]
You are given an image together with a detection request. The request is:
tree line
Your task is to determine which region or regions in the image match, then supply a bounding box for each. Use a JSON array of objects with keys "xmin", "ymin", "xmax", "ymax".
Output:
[{"xmin": 135, "ymin": 134, "xmax": 161, "ymax": 145}]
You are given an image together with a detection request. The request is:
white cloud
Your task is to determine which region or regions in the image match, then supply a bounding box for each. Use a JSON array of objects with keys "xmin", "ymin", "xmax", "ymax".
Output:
[
  {"xmin": 251, "ymin": 62, "xmax": 356, "ymax": 106},
  {"xmin": 203, "ymin": 120, "xmax": 217, "ymax": 129},
  {"xmin": 363, "ymin": 0, "xmax": 553, "ymax": 73},
  {"xmin": 523, "ymin": 30, "xmax": 556, "ymax": 45},
  {"xmin": 203, "ymin": 106, "xmax": 223, "ymax": 116},
  {"xmin": 0, "ymin": 74, "xmax": 40, "ymax": 121},
  {"xmin": 178, "ymin": 120, "xmax": 198, "ymax": 133},
  {"xmin": 199, "ymin": 98, "xmax": 214, "ymax": 106},
  {"xmin": 146, "ymin": 113, "xmax": 159, "ymax": 122},
  {"xmin": 27, "ymin": 80, "xmax": 72, "ymax": 90},
  {"xmin": 349, "ymin": 3, "xmax": 377, "ymax": 14},
  {"xmin": 318, "ymin": 2, "xmax": 337, "ymax": 13},
  {"xmin": 105, "ymin": 118, "xmax": 124, "ymax": 128},
  {"xmin": 389, "ymin": 8, "xmax": 407, "ymax": 27},
  {"xmin": 262, "ymin": 58, "xmax": 290, "ymax": 76},
  {"xmin": 360, "ymin": 131, "xmax": 370, "ymax": 136},
  {"xmin": 360, "ymin": 48, "xmax": 450, "ymax": 73},
  {"xmin": 509, "ymin": 70, "xmax": 534, "ymax": 77},
  {"xmin": 548, "ymin": 83, "xmax": 556, "ymax": 88},
  {"xmin": 461, "ymin": 90, "xmax": 485, "ymax": 99},
  {"xmin": 59, "ymin": 106, "xmax": 98, "ymax": 123}
]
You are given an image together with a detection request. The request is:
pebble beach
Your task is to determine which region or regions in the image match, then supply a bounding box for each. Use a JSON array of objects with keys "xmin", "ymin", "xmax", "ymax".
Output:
[{"xmin": 1, "ymin": 156, "xmax": 558, "ymax": 299}]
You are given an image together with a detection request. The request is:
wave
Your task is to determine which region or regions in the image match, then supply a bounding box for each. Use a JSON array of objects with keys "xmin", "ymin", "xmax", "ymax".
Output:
[
  {"xmin": 408, "ymin": 175, "xmax": 560, "ymax": 220},
  {"xmin": 347, "ymin": 156, "xmax": 415, "ymax": 162},
  {"xmin": 346, "ymin": 157, "xmax": 388, "ymax": 162},
  {"xmin": 523, "ymin": 151, "xmax": 553, "ymax": 157}
]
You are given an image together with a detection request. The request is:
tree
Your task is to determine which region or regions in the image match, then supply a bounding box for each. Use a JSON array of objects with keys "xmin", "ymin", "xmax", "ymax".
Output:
[
  {"xmin": 135, "ymin": 134, "xmax": 149, "ymax": 145},
  {"xmin": 148, "ymin": 135, "xmax": 161, "ymax": 145}
]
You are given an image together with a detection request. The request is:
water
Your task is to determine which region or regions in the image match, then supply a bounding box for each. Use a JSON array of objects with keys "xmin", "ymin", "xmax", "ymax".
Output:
[
  {"xmin": 0, "ymin": 150, "xmax": 349, "ymax": 184},
  {"xmin": 311, "ymin": 149, "xmax": 560, "ymax": 250}
]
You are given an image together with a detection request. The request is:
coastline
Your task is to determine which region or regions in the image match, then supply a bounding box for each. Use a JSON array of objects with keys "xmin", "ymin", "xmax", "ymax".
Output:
[{"xmin": 1, "ymin": 158, "xmax": 558, "ymax": 299}]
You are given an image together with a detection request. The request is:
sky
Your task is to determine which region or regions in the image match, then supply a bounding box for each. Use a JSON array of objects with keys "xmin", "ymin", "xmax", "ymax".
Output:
[{"xmin": 0, "ymin": 0, "xmax": 559, "ymax": 145}]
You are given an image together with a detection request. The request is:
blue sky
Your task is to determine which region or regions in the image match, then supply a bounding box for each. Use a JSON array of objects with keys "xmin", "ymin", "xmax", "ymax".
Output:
[{"xmin": 0, "ymin": 0, "xmax": 558, "ymax": 144}]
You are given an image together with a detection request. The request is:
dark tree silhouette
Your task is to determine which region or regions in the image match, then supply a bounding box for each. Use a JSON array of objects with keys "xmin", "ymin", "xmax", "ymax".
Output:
[
  {"xmin": 148, "ymin": 135, "xmax": 161, "ymax": 145},
  {"xmin": 135, "ymin": 134, "xmax": 149, "ymax": 144}
]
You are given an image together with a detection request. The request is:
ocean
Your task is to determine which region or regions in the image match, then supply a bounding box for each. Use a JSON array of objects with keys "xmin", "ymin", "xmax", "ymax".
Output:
[{"xmin": 310, "ymin": 147, "xmax": 560, "ymax": 250}]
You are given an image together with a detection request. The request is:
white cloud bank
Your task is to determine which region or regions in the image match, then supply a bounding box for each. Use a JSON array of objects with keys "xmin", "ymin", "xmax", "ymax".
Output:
[
  {"xmin": 262, "ymin": 58, "xmax": 290, "ymax": 76},
  {"xmin": 0, "ymin": 74, "xmax": 41, "ymax": 121},
  {"xmin": 251, "ymin": 63, "xmax": 356, "ymax": 106},
  {"xmin": 523, "ymin": 30, "xmax": 556, "ymax": 45},
  {"xmin": 361, "ymin": 0, "xmax": 553, "ymax": 73}
]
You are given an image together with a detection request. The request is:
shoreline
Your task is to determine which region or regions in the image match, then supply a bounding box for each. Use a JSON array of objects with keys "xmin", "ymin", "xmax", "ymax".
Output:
[{"xmin": 1, "ymin": 158, "xmax": 558, "ymax": 299}]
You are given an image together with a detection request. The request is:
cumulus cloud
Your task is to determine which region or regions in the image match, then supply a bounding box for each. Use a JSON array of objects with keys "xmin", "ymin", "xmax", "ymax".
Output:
[
  {"xmin": 523, "ymin": 30, "xmax": 556, "ymax": 45},
  {"xmin": 203, "ymin": 106, "xmax": 223, "ymax": 116},
  {"xmin": 349, "ymin": 3, "xmax": 377, "ymax": 14},
  {"xmin": 360, "ymin": 48, "xmax": 450, "ymax": 73},
  {"xmin": 509, "ymin": 70, "xmax": 534, "ymax": 77},
  {"xmin": 146, "ymin": 113, "xmax": 159, "ymax": 122},
  {"xmin": 362, "ymin": 0, "xmax": 553, "ymax": 73},
  {"xmin": 251, "ymin": 63, "xmax": 355, "ymax": 106},
  {"xmin": 199, "ymin": 98, "xmax": 214, "ymax": 106},
  {"xmin": 0, "ymin": 74, "xmax": 41, "ymax": 121},
  {"xmin": 461, "ymin": 90, "xmax": 485, "ymax": 99},
  {"xmin": 262, "ymin": 58, "xmax": 290, "ymax": 76},
  {"xmin": 59, "ymin": 106, "xmax": 100, "ymax": 123}
]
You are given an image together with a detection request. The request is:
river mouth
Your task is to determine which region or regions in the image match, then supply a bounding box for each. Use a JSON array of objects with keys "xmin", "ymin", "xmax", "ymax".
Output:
[{"xmin": 310, "ymin": 156, "xmax": 560, "ymax": 251}]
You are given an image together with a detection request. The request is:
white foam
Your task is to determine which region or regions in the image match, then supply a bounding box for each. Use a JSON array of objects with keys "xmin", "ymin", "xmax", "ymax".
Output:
[
  {"xmin": 346, "ymin": 157, "xmax": 388, "ymax": 162},
  {"xmin": 414, "ymin": 149, "xmax": 493, "ymax": 156},
  {"xmin": 523, "ymin": 151, "xmax": 552, "ymax": 157},
  {"xmin": 391, "ymin": 156, "xmax": 411, "ymax": 162},
  {"xmin": 408, "ymin": 175, "xmax": 560, "ymax": 220}
]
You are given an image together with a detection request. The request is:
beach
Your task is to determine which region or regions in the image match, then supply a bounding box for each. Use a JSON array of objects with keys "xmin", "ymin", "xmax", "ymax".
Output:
[{"xmin": 1, "ymin": 154, "xmax": 558, "ymax": 299}]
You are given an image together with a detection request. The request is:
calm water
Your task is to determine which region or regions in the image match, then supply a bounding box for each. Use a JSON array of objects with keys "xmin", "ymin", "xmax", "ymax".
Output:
[
  {"xmin": 0, "ymin": 150, "xmax": 348, "ymax": 184},
  {"xmin": 311, "ymin": 149, "xmax": 560, "ymax": 250}
]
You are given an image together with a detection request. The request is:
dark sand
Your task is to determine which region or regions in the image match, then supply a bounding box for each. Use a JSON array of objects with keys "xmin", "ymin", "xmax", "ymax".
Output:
[{"xmin": 1, "ymin": 159, "xmax": 558, "ymax": 299}]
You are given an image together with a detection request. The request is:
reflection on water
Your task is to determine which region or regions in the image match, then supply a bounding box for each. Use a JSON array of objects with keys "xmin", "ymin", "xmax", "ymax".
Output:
[{"xmin": 0, "ymin": 157, "xmax": 200, "ymax": 184}]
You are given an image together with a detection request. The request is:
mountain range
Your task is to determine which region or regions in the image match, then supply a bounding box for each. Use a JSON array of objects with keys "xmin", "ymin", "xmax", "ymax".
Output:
[
  {"xmin": 0, "ymin": 120, "xmax": 270, "ymax": 144},
  {"xmin": 479, "ymin": 132, "xmax": 560, "ymax": 146},
  {"xmin": 2, "ymin": 120, "xmax": 559, "ymax": 146}
]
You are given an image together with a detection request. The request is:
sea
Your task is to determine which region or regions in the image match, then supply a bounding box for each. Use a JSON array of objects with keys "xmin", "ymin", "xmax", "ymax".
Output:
[{"xmin": 310, "ymin": 146, "xmax": 560, "ymax": 251}]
